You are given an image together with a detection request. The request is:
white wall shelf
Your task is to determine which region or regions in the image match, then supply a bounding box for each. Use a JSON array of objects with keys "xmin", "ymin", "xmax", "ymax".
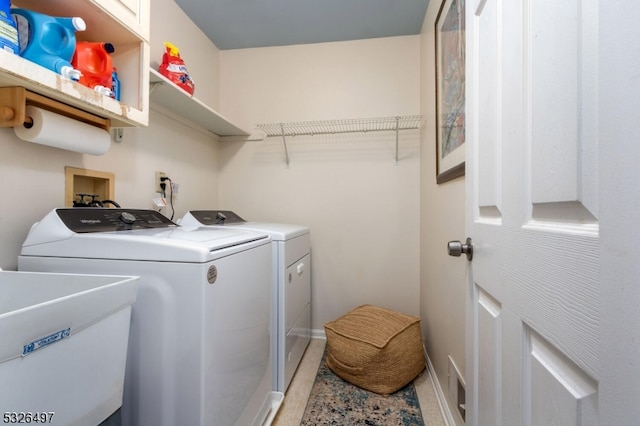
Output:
[
  {"xmin": 148, "ymin": 68, "xmax": 251, "ymax": 137},
  {"xmin": 256, "ymin": 115, "xmax": 423, "ymax": 165}
]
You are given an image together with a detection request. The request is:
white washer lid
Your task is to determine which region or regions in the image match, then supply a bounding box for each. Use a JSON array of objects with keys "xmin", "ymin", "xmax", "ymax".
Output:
[{"xmin": 20, "ymin": 209, "xmax": 270, "ymax": 262}]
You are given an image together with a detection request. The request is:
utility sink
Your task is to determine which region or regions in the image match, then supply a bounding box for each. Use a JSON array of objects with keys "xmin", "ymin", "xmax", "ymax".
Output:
[{"xmin": 0, "ymin": 271, "xmax": 138, "ymax": 426}]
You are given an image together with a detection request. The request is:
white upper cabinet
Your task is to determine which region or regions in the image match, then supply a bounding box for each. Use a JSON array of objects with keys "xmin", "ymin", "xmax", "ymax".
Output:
[
  {"xmin": 1, "ymin": 0, "xmax": 150, "ymax": 127},
  {"xmin": 92, "ymin": 0, "xmax": 150, "ymax": 41}
]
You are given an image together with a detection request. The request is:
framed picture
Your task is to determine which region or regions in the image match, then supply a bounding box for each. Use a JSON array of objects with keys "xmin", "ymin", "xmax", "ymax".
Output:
[{"xmin": 435, "ymin": 0, "xmax": 466, "ymax": 184}]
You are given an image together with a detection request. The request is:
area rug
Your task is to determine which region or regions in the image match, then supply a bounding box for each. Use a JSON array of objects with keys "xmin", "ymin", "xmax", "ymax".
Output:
[{"xmin": 300, "ymin": 349, "xmax": 425, "ymax": 425}]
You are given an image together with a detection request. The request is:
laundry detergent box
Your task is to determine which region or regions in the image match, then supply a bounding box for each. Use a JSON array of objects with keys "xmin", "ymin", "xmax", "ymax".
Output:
[{"xmin": 0, "ymin": 0, "xmax": 18, "ymax": 53}]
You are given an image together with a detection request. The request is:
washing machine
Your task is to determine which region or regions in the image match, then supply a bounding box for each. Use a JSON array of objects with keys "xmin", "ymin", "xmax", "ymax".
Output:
[
  {"xmin": 179, "ymin": 210, "xmax": 311, "ymax": 393},
  {"xmin": 18, "ymin": 208, "xmax": 283, "ymax": 426}
]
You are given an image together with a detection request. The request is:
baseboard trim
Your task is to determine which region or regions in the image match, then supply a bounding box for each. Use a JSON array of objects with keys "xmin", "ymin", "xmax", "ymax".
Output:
[
  {"xmin": 311, "ymin": 328, "xmax": 327, "ymax": 339},
  {"xmin": 424, "ymin": 346, "xmax": 457, "ymax": 426}
]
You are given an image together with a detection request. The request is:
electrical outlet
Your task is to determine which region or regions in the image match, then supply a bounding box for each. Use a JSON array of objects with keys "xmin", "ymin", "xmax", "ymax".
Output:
[
  {"xmin": 155, "ymin": 171, "xmax": 167, "ymax": 193},
  {"xmin": 112, "ymin": 128, "xmax": 123, "ymax": 143}
]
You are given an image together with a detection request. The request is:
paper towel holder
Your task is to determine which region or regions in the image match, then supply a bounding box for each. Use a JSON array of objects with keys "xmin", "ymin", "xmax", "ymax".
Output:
[{"xmin": 0, "ymin": 86, "xmax": 110, "ymax": 132}]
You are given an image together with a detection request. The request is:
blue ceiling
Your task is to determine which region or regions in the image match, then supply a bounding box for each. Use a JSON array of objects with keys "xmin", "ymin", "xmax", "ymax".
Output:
[{"xmin": 174, "ymin": 0, "xmax": 430, "ymax": 50}]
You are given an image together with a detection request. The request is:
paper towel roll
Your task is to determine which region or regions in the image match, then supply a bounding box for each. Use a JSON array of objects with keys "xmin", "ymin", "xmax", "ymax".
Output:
[{"xmin": 14, "ymin": 105, "xmax": 111, "ymax": 155}]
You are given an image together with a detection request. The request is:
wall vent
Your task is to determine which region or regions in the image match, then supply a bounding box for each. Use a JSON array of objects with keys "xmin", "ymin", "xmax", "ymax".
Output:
[{"xmin": 448, "ymin": 355, "xmax": 466, "ymax": 422}]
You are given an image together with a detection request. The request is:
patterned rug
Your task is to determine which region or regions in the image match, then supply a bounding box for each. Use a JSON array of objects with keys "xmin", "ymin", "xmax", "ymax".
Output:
[{"xmin": 300, "ymin": 350, "xmax": 425, "ymax": 425}]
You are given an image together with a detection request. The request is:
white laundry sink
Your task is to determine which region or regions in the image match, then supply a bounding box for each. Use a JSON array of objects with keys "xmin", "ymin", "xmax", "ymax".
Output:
[{"xmin": 0, "ymin": 271, "xmax": 138, "ymax": 426}]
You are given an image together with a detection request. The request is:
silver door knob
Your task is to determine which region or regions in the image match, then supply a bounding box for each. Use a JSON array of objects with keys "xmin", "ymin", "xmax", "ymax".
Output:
[{"xmin": 448, "ymin": 237, "xmax": 473, "ymax": 261}]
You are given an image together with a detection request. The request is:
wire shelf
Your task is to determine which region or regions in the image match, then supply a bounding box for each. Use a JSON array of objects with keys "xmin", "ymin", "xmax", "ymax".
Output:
[
  {"xmin": 256, "ymin": 115, "xmax": 423, "ymax": 137},
  {"xmin": 256, "ymin": 115, "xmax": 423, "ymax": 165}
]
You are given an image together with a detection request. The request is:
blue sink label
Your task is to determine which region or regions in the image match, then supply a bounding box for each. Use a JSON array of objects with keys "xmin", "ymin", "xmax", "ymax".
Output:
[{"xmin": 22, "ymin": 328, "xmax": 71, "ymax": 356}]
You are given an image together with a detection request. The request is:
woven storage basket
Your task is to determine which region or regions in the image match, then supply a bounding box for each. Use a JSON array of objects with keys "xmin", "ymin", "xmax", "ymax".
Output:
[{"xmin": 324, "ymin": 304, "xmax": 425, "ymax": 395}]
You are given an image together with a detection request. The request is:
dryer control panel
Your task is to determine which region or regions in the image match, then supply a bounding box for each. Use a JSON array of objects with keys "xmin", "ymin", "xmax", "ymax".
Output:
[
  {"xmin": 56, "ymin": 208, "xmax": 177, "ymax": 233},
  {"xmin": 188, "ymin": 210, "xmax": 246, "ymax": 225}
]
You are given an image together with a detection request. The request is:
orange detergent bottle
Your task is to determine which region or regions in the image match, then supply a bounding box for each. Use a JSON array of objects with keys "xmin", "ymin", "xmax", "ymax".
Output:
[{"xmin": 72, "ymin": 41, "xmax": 115, "ymax": 97}]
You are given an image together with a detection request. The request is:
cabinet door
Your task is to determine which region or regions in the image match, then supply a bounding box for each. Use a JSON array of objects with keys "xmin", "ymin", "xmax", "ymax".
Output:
[{"xmin": 93, "ymin": 0, "xmax": 149, "ymax": 40}]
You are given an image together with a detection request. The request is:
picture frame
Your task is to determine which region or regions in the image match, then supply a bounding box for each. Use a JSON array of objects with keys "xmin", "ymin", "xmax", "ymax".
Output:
[{"xmin": 435, "ymin": 0, "xmax": 466, "ymax": 184}]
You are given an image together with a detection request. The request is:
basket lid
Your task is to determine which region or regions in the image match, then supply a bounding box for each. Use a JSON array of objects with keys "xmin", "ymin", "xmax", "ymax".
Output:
[{"xmin": 324, "ymin": 304, "xmax": 420, "ymax": 349}]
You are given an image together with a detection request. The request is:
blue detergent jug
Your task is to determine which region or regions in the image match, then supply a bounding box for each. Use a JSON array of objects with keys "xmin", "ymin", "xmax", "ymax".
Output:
[
  {"xmin": 11, "ymin": 8, "xmax": 85, "ymax": 81},
  {"xmin": 0, "ymin": 0, "xmax": 18, "ymax": 53}
]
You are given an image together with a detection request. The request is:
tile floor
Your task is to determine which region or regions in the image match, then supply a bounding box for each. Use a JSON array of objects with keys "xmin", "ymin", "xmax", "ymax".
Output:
[{"xmin": 272, "ymin": 338, "xmax": 446, "ymax": 426}]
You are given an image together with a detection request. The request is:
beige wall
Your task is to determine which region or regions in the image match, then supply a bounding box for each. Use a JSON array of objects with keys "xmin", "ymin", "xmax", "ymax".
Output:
[
  {"xmin": 420, "ymin": 2, "xmax": 467, "ymax": 424},
  {"xmin": 220, "ymin": 36, "xmax": 422, "ymax": 130},
  {"xmin": 219, "ymin": 37, "xmax": 422, "ymax": 331}
]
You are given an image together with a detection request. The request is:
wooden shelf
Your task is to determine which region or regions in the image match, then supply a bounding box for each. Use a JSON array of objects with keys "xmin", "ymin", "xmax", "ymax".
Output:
[
  {"xmin": 0, "ymin": 50, "xmax": 147, "ymax": 128},
  {"xmin": 148, "ymin": 68, "xmax": 251, "ymax": 137}
]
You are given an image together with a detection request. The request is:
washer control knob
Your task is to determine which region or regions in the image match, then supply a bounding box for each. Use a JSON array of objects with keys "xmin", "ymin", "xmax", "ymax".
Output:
[
  {"xmin": 119, "ymin": 211, "xmax": 136, "ymax": 224},
  {"xmin": 216, "ymin": 212, "xmax": 226, "ymax": 224}
]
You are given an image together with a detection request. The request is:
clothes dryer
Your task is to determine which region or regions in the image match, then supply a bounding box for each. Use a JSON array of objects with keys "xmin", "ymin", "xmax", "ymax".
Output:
[
  {"xmin": 19, "ymin": 208, "xmax": 283, "ymax": 426},
  {"xmin": 179, "ymin": 210, "xmax": 311, "ymax": 393}
]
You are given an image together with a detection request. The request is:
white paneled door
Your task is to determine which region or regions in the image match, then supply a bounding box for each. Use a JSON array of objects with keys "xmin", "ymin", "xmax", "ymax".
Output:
[{"xmin": 461, "ymin": 0, "xmax": 640, "ymax": 425}]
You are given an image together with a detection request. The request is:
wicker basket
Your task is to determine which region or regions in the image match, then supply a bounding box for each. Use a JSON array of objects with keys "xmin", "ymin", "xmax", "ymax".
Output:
[{"xmin": 324, "ymin": 304, "xmax": 425, "ymax": 395}]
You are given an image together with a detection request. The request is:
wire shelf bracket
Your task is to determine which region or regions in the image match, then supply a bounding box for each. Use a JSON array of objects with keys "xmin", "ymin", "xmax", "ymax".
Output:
[{"xmin": 256, "ymin": 115, "xmax": 423, "ymax": 165}]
